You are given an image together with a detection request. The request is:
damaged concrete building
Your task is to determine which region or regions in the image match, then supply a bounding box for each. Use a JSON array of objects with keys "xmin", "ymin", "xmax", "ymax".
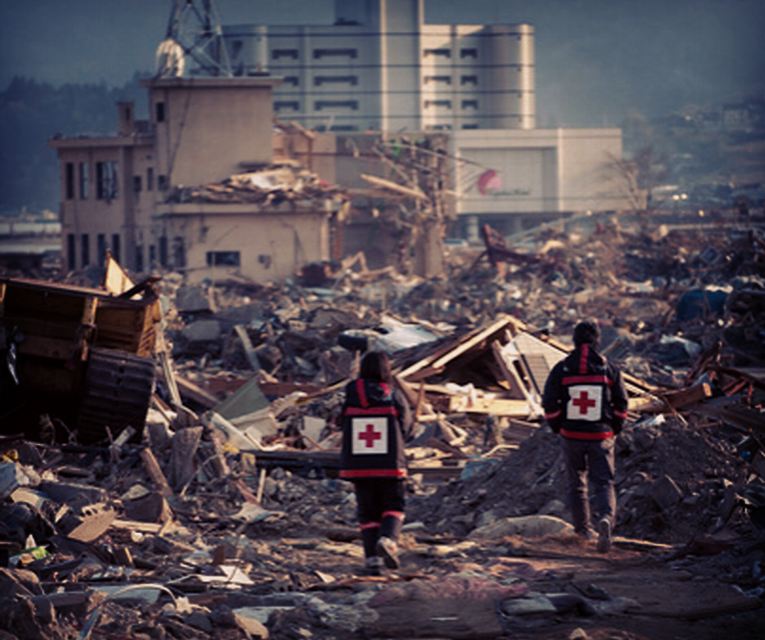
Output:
[{"xmin": 50, "ymin": 77, "xmax": 347, "ymax": 281}]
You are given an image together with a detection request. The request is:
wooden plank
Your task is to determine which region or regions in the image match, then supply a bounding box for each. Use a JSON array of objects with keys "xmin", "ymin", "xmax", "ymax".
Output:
[
  {"xmin": 176, "ymin": 375, "xmax": 219, "ymax": 409},
  {"xmin": 447, "ymin": 395, "xmax": 530, "ymax": 416},
  {"xmin": 662, "ymin": 382, "xmax": 712, "ymax": 409},
  {"xmin": 168, "ymin": 427, "xmax": 203, "ymax": 491},
  {"xmin": 102, "ymin": 251, "xmax": 135, "ymax": 295},
  {"xmin": 492, "ymin": 340, "xmax": 534, "ymax": 402},
  {"xmin": 140, "ymin": 448, "xmax": 173, "ymax": 497},
  {"xmin": 360, "ymin": 173, "xmax": 428, "ymax": 200},
  {"xmin": 234, "ymin": 324, "xmax": 261, "ymax": 372}
]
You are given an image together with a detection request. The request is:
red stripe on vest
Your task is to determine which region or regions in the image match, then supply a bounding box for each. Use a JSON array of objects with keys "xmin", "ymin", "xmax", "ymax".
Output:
[
  {"xmin": 339, "ymin": 469, "xmax": 407, "ymax": 479},
  {"xmin": 545, "ymin": 410, "xmax": 562, "ymax": 419},
  {"xmin": 344, "ymin": 406, "xmax": 399, "ymax": 416},
  {"xmin": 614, "ymin": 410, "xmax": 628, "ymax": 419},
  {"xmin": 356, "ymin": 378, "xmax": 368, "ymax": 408},
  {"xmin": 382, "ymin": 510, "xmax": 405, "ymax": 520},
  {"xmin": 562, "ymin": 375, "xmax": 612, "ymax": 386},
  {"xmin": 579, "ymin": 344, "xmax": 589, "ymax": 374},
  {"xmin": 560, "ymin": 428, "xmax": 614, "ymax": 441}
]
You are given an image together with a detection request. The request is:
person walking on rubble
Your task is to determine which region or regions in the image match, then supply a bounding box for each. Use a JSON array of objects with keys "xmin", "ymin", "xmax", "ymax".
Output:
[
  {"xmin": 542, "ymin": 320, "xmax": 629, "ymax": 552},
  {"xmin": 339, "ymin": 351, "xmax": 413, "ymax": 575}
]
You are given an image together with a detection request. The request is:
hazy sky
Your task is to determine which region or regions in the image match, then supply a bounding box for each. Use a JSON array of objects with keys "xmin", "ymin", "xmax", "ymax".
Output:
[{"xmin": 1, "ymin": 0, "xmax": 763, "ymax": 125}]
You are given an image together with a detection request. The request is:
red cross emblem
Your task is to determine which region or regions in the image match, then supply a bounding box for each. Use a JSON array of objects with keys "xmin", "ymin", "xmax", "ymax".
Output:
[
  {"xmin": 572, "ymin": 390, "xmax": 597, "ymax": 415},
  {"xmin": 358, "ymin": 423, "xmax": 382, "ymax": 448}
]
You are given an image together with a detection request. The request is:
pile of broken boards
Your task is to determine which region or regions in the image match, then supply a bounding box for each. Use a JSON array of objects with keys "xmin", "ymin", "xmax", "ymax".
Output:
[{"xmin": 165, "ymin": 162, "xmax": 348, "ymax": 208}]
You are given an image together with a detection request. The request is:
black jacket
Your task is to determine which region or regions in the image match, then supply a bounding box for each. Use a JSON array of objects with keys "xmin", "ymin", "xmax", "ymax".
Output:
[
  {"xmin": 542, "ymin": 344, "xmax": 628, "ymax": 440},
  {"xmin": 339, "ymin": 378, "xmax": 412, "ymax": 479}
]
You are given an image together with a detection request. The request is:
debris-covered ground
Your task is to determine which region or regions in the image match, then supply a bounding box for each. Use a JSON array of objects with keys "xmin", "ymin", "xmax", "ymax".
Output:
[{"xmin": 1, "ymin": 211, "xmax": 764, "ymax": 639}]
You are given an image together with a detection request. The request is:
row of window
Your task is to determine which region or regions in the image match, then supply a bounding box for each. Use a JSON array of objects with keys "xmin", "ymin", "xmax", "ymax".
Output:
[
  {"xmin": 65, "ymin": 162, "xmax": 168, "ymax": 201},
  {"xmin": 66, "ymin": 232, "xmax": 123, "ymax": 270},
  {"xmin": 67, "ymin": 233, "xmax": 172, "ymax": 272},
  {"xmin": 65, "ymin": 161, "xmax": 119, "ymax": 201},
  {"xmin": 275, "ymin": 99, "xmax": 360, "ymax": 111},
  {"xmin": 271, "ymin": 47, "xmax": 483, "ymax": 61},
  {"xmin": 66, "ymin": 233, "xmax": 242, "ymax": 273},
  {"xmin": 278, "ymin": 74, "xmax": 481, "ymax": 87},
  {"xmin": 274, "ymin": 99, "xmax": 480, "ymax": 112}
]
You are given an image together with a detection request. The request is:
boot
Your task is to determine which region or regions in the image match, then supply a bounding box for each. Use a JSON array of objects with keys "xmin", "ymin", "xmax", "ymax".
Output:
[
  {"xmin": 360, "ymin": 524, "xmax": 380, "ymax": 560},
  {"xmin": 376, "ymin": 536, "xmax": 399, "ymax": 569},
  {"xmin": 597, "ymin": 518, "xmax": 612, "ymax": 553},
  {"xmin": 362, "ymin": 556, "xmax": 383, "ymax": 576}
]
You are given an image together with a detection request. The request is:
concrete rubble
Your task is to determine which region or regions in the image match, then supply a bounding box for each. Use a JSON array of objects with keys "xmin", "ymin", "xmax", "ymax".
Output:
[{"xmin": 0, "ymin": 212, "xmax": 764, "ymax": 638}]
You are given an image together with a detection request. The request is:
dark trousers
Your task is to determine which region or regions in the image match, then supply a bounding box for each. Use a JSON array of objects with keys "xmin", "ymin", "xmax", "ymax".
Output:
[
  {"xmin": 354, "ymin": 478, "xmax": 406, "ymax": 558},
  {"xmin": 561, "ymin": 437, "xmax": 616, "ymax": 534}
]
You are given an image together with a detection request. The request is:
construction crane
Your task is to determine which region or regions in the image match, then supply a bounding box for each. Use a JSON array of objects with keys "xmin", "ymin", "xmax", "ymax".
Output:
[{"xmin": 156, "ymin": 0, "xmax": 233, "ymax": 78}]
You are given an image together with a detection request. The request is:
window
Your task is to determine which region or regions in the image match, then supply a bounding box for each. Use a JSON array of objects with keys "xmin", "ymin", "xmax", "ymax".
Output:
[
  {"xmin": 81, "ymin": 234, "xmax": 90, "ymax": 267},
  {"xmin": 283, "ymin": 76, "xmax": 299, "ymax": 87},
  {"xmin": 315, "ymin": 100, "xmax": 359, "ymax": 110},
  {"xmin": 155, "ymin": 102, "xmax": 165, "ymax": 123},
  {"xmin": 97, "ymin": 234, "xmax": 107, "ymax": 264},
  {"xmin": 135, "ymin": 245, "xmax": 144, "ymax": 273},
  {"xmin": 206, "ymin": 251, "xmax": 241, "ymax": 267},
  {"xmin": 314, "ymin": 75, "xmax": 358, "ymax": 86},
  {"xmin": 146, "ymin": 168, "xmax": 154, "ymax": 191},
  {"xmin": 424, "ymin": 99, "xmax": 452, "ymax": 109},
  {"xmin": 149, "ymin": 244, "xmax": 157, "ymax": 266},
  {"xmin": 159, "ymin": 236, "xmax": 168, "ymax": 267},
  {"xmin": 173, "ymin": 237, "xmax": 185, "ymax": 268},
  {"xmin": 96, "ymin": 161, "xmax": 118, "ymax": 200},
  {"xmin": 79, "ymin": 162, "xmax": 89, "ymax": 199},
  {"xmin": 424, "ymin": 75, "xmax": 451, "ymax": 85},
  {"xmin": 461, "ymin": 75, "xmax": 478, "ymax": 86},
  {"xmin": 272, "ymin": 48, "xmax": 299, "ymax": 60},
  {"xmin": 111, "ymin": 233, "xmax": 121, "ymax": 262},
  {"xmin": 462, "ymin": 99, "xmax": 479, "ymax": 109},
  {"xmin": 275, "ymin": 101, "xmax": 300, "ymax": 111},
  {"xmin": 158, "ymin": 175, "xmax": 168, "ymax": 191},
  {"xmin": 424, "ymin": 48, "xmax": 450, "ymax": 58},
  {"xmin": 133, "ymin": 175, "xmax": 142, "ymax": 193},
  {"xmin": 67, "ymin": 234, "xmax": 76, "ymax": 270},
  {"xmin": 330, "ymin": 124, "xmax": 358, "ymax": 132},
  {"xmin": 462, "ymin": 123, "xmax": 480, "ymax": 130},
  {"xmin": 65, "ymin": 163, "xmax": 75, "ymax": 200},
  {"xmin": 313, "ymin": 48, "xmax": 357, "ymax": 59},
  {"xmin": 460, "ymin": 48, "xmax": 478, "ymax": 59},
  {"xmin": 425, "ymin": 123, "xmax": 452, "ymax": 131}
]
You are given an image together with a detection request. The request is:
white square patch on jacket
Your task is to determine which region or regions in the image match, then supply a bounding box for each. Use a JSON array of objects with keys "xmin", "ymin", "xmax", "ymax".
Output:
[
  {"xmin": 351, "ymin": 417, "xmax": 388, "ymax": 454},
  {"xmin": 566, "ymin": 385, "xmax": 603, "ymax": 422}
]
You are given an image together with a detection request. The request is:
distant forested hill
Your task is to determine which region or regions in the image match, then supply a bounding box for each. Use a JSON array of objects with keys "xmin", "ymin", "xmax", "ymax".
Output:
[{"xmin": 0, "ymin": 74, "xmax": 146, "ymax": 214}]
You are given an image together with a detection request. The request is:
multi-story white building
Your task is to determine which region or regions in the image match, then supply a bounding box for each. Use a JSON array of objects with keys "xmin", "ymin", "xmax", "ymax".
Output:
[{"xmin": 224, "ymin": 0, "xmax": 535, "ymax": 132}]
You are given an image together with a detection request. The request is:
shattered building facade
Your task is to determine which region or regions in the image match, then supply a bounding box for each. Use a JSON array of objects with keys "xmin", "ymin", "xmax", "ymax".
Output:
[{"xmin": 51, "ymin": 77, "xmax": 346, "ymax": 280}]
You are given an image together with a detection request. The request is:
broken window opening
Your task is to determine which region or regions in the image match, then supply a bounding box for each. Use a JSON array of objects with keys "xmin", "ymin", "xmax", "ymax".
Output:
[
  {"xmin": 65, "ymin": 163, "xmax": 75, "ymax": 200},
  {"xmin": 97, "ymin": 234, "xmax": 107, "ymax": 264},
  {"xmin": 272, "ymin": 48, "xmax": 299, "ymax": 60},
  {"xmin": 111, "ymin": 233, "xmax": 121, "ymax": 263},
  {"xmin": 146, "ymin": 168, "xmax": 154, "ymax": 191},
  {"xmin": 96, "ymin": 161, "xmax": 118, "ymax": 200},
  {"xmin": 207, "ymin": 251, "xmax": 241, "ymax": 267},
  {"xmin": 133, "ymin": 175, "xmax": 142, "ymax": 193},
  {"xmin": 155, "ymin": 102, "xmax": 165, "ymax": 123},
  {"xmin": 81, "ymin": 233, "xmax": 90, "ymax": 267},
  {"xmin": 79, "ymin": 162, "xmax": 89, "ymax": 199},
  {"xmin": 67, "ymin": 234, "xmax": 76, "ymax": 270}
]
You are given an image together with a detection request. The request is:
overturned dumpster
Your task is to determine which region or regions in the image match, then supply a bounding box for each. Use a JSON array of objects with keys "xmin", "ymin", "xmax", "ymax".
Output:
[{"xmin": 0, "ymin": 261, "xmax": 160, "ymax": 442}]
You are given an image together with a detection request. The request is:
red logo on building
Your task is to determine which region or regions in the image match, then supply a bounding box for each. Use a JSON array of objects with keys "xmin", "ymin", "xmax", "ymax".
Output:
[{"xmin": 477, "ymin": 169, "xmax": 502, "ymax": 195}]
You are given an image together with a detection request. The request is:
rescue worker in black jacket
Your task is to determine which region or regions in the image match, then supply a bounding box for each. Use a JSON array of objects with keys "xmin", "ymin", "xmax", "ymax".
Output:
[
  {"xmin": 339, "ymin": 351, "xmax": 412, "ymax": 574},
  {"xmin": 542, "ymin": 320, "xmax": 628, "ymax": 552}
]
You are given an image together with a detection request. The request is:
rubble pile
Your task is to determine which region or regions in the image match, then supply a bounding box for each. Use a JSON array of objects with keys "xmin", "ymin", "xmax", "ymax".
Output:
[
  {"xmin": 2, "ymin": 212, "xmax": 765, "ymax": 638},
  {"xmin": 414, "ymin": 415, "xmax": 752, "ymax": 544},
  {"xmin": 166, "ymin": 163, "xmax": 347, "ymax": 207}
]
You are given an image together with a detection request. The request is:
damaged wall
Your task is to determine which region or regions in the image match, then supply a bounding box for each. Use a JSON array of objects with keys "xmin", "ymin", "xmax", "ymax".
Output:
[{"xmin": 160, "ymin": 203, "xmax": 331, "ymax": 283}]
